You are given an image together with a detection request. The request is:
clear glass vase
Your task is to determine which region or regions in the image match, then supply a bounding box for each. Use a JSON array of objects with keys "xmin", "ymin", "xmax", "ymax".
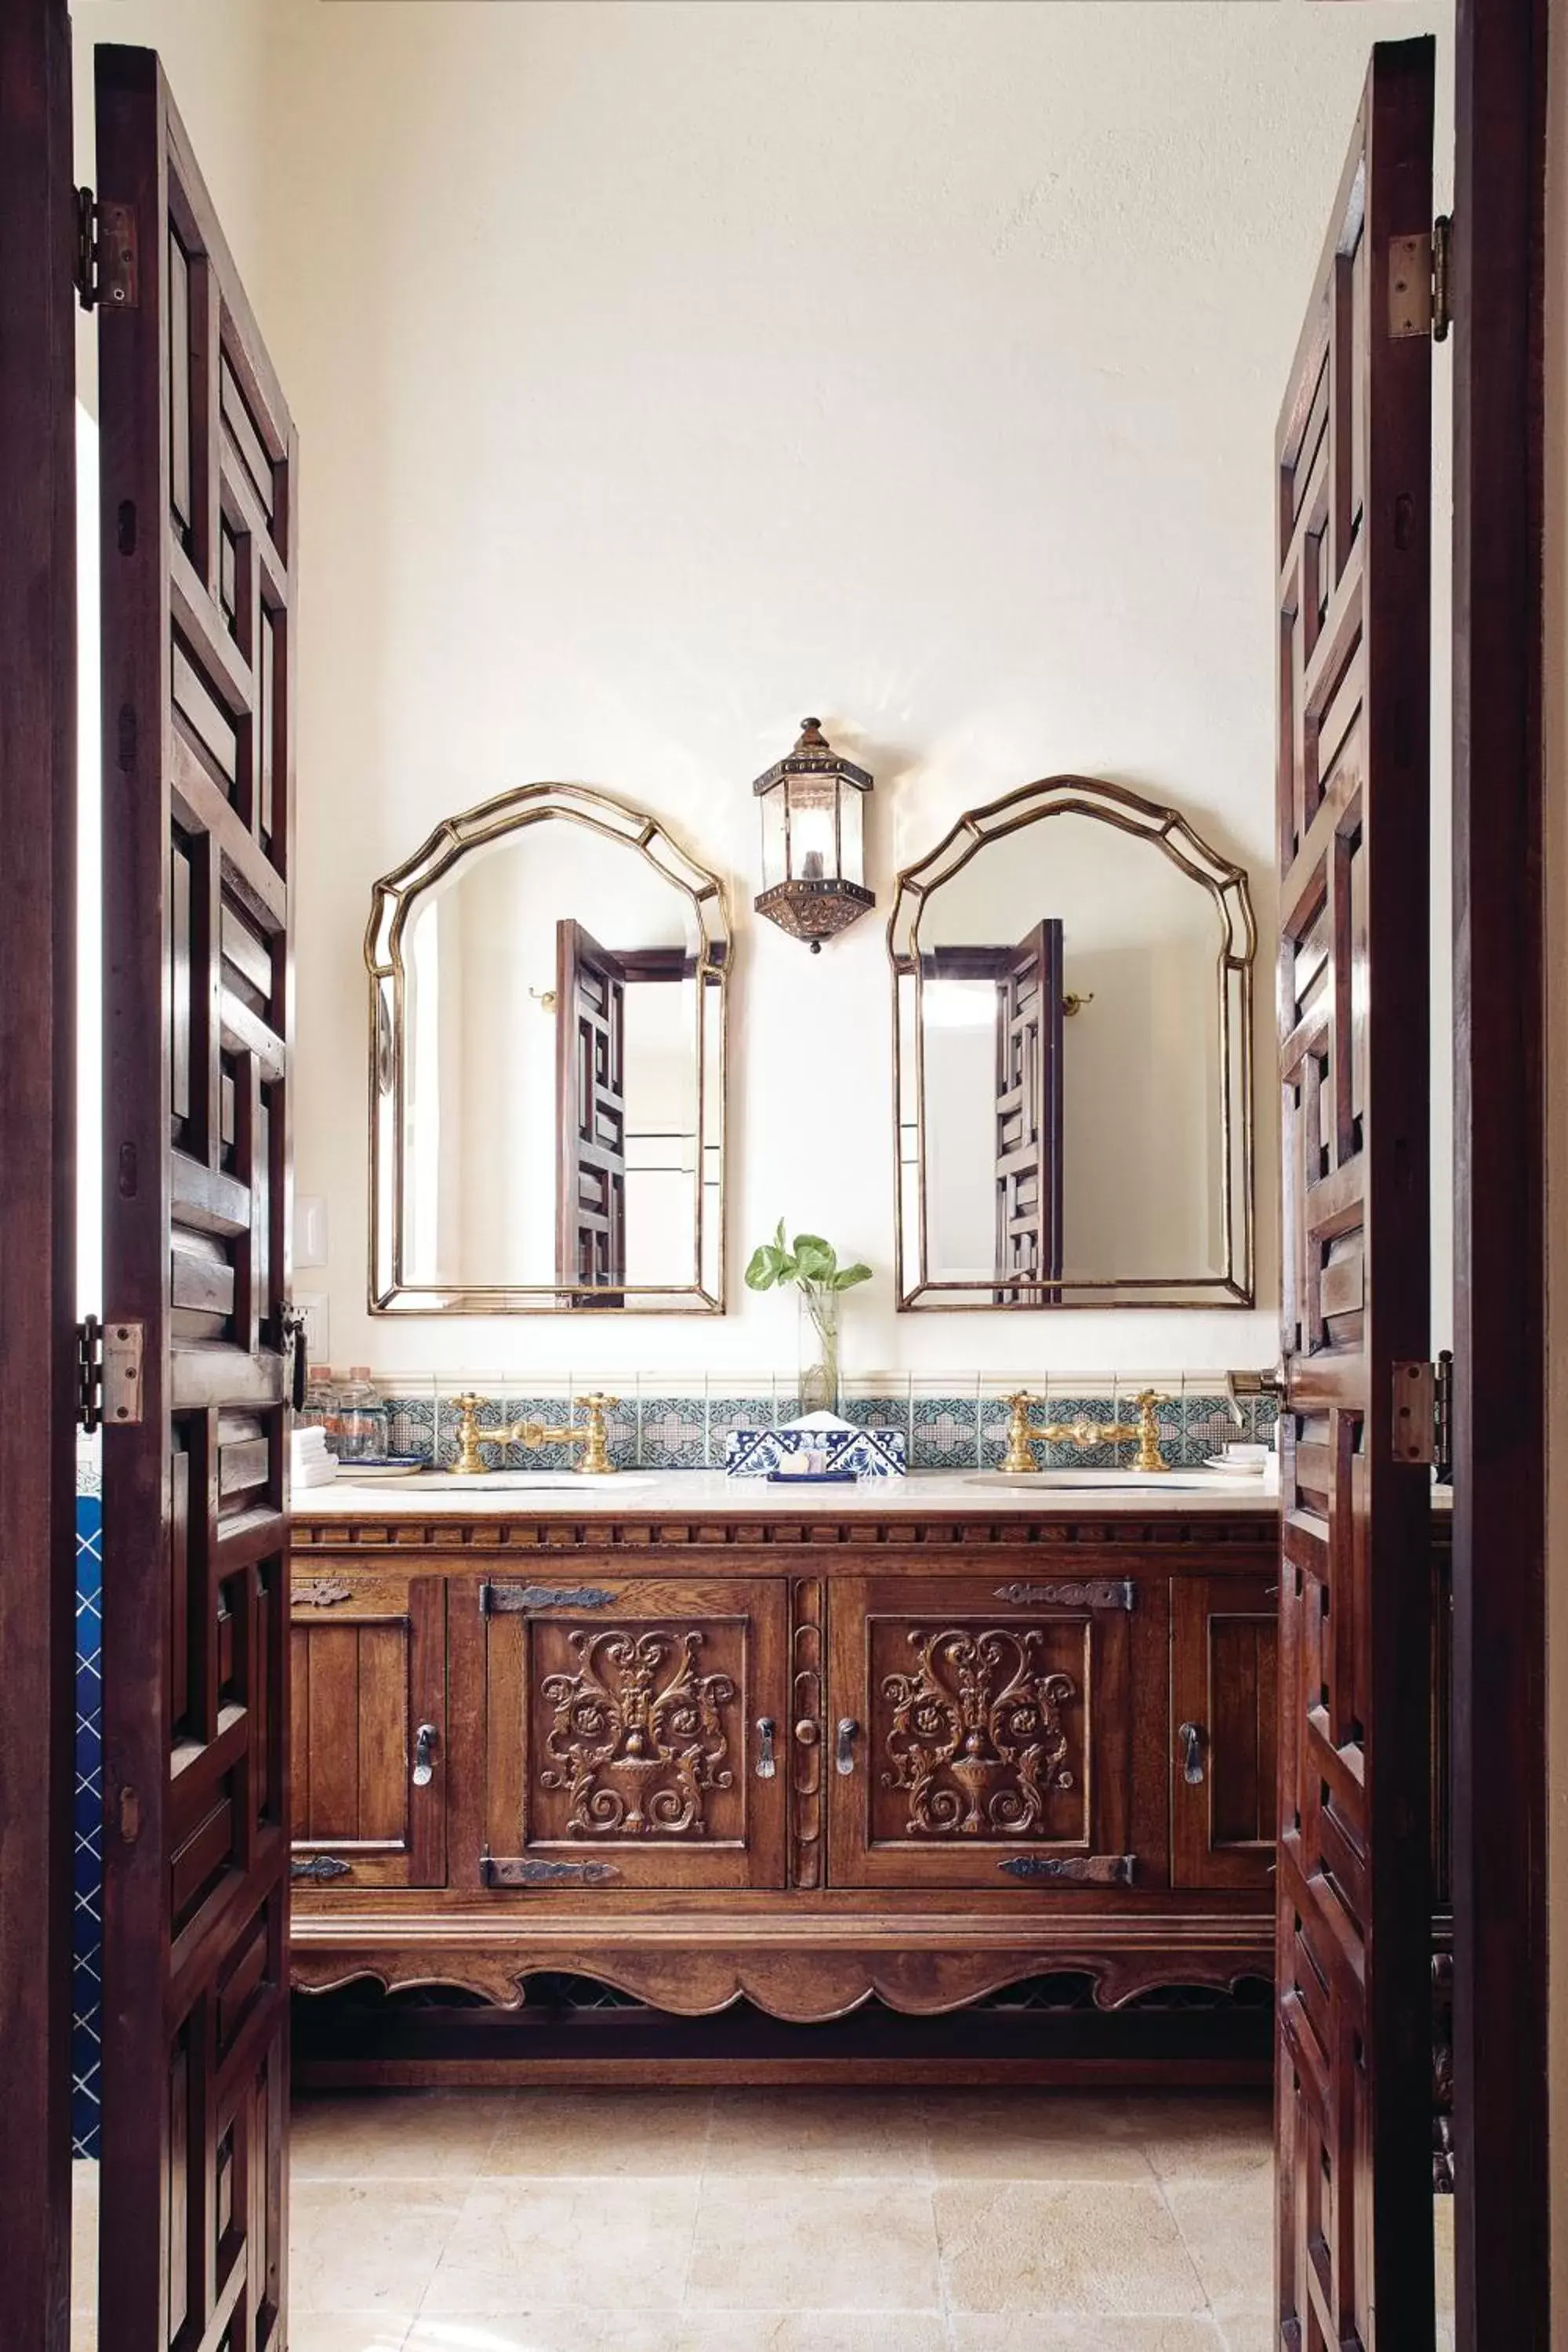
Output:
[{"xmin": 797, "ymin": 1284, "xmax": 842, "ymax": 1417}]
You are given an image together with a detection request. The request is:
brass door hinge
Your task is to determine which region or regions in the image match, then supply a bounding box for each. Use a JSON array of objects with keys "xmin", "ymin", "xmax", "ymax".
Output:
[
  {"xmin": 77, "ymin": 1316, "xmax": 146, "ymax": 1432},
  {"xmin": 1388, "ymin": 216, "xmax": 1451, "ymax": 343},
  {"xmin": 1392, "ymin": 1351, "xmax": 1452, "ymax": 1474},
  {"xmin": 74, "ymin": 187, "xmax": 138, "ymax": 314}
]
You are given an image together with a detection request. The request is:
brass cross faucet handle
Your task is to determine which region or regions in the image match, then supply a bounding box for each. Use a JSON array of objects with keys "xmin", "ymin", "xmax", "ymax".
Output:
[
  {"xmin": 1001, "ymin": 1389, "xmax": 1170, "ymax": 1475},
  {"xmin": 450, "ymin": 1391, "xmax": 620, "ymax": 1476}
]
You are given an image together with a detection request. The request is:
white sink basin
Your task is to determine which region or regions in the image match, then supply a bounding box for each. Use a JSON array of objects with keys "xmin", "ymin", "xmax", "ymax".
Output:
[
  {"xmin": 349, "ymin": 1470, "xmax": 656, "ymax": 1492},
  {"xmin": 966, "ymin": 1470, "xmax": 1221, "ymax": 1492}
]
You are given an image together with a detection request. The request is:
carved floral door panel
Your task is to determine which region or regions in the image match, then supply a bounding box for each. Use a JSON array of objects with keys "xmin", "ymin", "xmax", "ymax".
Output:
[
  {"xmin": 826, "ymin": 1576, "xmax": 1134, "ymax": 1891},
  {"xmin": 482, "ymin": 1575, "xmax": 789, "ymax": 1890},
  {"xmin": 1169, "ymin": 1573, "xmax": 1277, "ymax": 1892},
  {"xmin": 289, "ymin": 1570, "xmax": 446, "ymax": 1889}
]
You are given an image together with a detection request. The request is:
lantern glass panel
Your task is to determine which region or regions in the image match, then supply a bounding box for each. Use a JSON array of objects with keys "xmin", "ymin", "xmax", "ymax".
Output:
[
  {"xmin": 837, "ymin": 780, "xmax": 865, "ymax": 887},
  {"xmin": 789, "ymin": 774, "xmax": 839, "ymax": 883},
  {"xmin": 759, "ymin": 780, "xmax": 789, "ymax": 892}
]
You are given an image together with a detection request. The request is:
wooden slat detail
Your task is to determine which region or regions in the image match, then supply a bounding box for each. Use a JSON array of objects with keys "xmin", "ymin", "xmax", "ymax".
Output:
[
  {"xmin": 97, "ymin": 44, "xmax": 297, "ymax": 2352},
  {"xmin": 1272, "ymin": 41, "xmax": 1435, "ymax": 2351}
]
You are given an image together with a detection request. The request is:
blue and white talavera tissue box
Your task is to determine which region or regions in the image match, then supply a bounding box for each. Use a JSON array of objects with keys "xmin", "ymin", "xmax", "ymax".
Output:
[{"xmin": 725, "ymin": 1412, "xmax": 907, "ymax": 1480}]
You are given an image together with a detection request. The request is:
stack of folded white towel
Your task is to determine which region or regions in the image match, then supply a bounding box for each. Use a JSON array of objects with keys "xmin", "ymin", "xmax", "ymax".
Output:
[{"xmin": 292, "ymin": 1426, "xmax": 338, "ymax": 1490}]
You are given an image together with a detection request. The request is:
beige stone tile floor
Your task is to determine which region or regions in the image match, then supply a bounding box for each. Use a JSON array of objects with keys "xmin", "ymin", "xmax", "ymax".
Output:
[{"xmin": 69, "ymin": 2087, "xmax": 1458, "ymax": 2352}]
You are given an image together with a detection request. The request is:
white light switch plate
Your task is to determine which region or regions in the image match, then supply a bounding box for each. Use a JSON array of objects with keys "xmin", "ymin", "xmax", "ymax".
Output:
[
  {"xmin": 293, "ymin": 1292, "xmax": 329, "ymax": 1364},
  {"xmin": 295, "ymin": 1194, "xmax": 328, "ymax": 1269}
]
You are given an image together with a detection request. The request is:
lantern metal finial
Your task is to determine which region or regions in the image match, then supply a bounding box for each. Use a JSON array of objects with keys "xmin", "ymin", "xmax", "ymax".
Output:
[{"xmin": 753, "ymin": 713, "xmax": 874, "ymax": 953}]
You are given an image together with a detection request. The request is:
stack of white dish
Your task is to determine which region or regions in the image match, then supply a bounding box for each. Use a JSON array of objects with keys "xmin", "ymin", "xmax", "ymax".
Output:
[
  {"xmin": 1203, "ymin": 1442, "xmax": 1272, "ymax": 1477},
  {"xmin": 292, "ymin": 1426, "xmax": 338, "ymax": 1490}
]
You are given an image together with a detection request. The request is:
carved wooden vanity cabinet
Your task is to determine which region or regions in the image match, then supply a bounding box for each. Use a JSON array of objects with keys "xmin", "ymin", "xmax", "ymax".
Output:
[{"xmin": 289, "ymin": 1493, "xmax": 1290, "ymax": 2033}]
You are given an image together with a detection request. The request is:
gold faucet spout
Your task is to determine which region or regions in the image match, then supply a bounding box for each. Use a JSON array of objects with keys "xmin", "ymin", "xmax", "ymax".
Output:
[
  {"xmin": 450, "ymin": 1391, "xmax": 620, "ymax": 1476},
  {"xmin": 1000, "ymin": 1388, "xmax": 1169, "ymax": 1475}
]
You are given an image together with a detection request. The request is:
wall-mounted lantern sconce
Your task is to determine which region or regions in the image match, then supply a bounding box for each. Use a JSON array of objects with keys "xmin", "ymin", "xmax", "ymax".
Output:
[{"xmin": 753, "ymin": 717, "xmax": 874, "ymax": 953}]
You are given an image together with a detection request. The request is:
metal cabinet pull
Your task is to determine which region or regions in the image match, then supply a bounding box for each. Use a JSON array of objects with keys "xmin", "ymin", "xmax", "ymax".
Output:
[
  {"xmin": 1178, "ymin": 1720, "xmax": 1205, "ymax": 1785},
  {"xmin": 836, "ymin": 1718, "xmax": 858, "ymax": 1777},
  {"xmin": 756, "ymin": 1718, "xmax": 777, "ymax": 1779},
  {"xmin": 412, "ymin": 1722, "xmax": 438, "ymax": 1788}
]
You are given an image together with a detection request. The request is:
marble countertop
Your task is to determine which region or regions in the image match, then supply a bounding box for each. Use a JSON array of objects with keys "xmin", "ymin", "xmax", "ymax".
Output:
[{"xmin": 296, "ymin": 1465, "xmax": 1283, "ymax": 1517}]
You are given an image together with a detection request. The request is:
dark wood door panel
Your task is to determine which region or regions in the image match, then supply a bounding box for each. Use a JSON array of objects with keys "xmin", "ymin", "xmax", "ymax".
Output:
[
  {"xmin": 483, "ymin": 1574, "xmax": 789, "ymax": 1890},
  {"xmin": 290, "ymin": 1571, "xmax": 446, "ymax": 1889},
  {"xmin": 1273, "ymin": 38, "xmax": 1435, "ymax": 2348},
  {"xmin": 97, "ymin": 45, "xmax": 297, "ymax": 2351},
  {"xmin": 0, "ymin": 8, "xmax": 77, "ymax": 2334},
  {"xmin": 1171, "ymin": 1573, "xmax": 1277, "ymax": 1891},
  {"xmin": 827, "ymin": 1574, "xmax": 1134, "ymax": 1892}
]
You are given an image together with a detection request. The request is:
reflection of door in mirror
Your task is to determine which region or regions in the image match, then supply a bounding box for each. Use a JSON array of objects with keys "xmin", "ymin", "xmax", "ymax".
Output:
[
  {"xmin": 371, "ymin": 783, "xmax": 728, "ymax": 1312},
  {"xmin": 555, "ymin": 920, "xmax": 627, "ymax": 1301},
  {"xmin": 923, "ymin": 926, "xmax": 1065, "ymax": 1300},
  {"xmin": 891, "ymin": 776, "xmax": 1254, "ymax": 1310},
  {"xmin": 996, "ymin": 921, "xmax": 1064, "ymax": 1301}
]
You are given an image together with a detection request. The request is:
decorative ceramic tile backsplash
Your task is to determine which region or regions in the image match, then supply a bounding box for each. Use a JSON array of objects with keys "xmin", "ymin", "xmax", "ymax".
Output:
[
  {"xmin": 368, "ymin": 1375, "xmax": 1279, "ymax": 1473},
  {"xmin": 74, "ymin": 1448, "xmax": 102, "ymax": 2159}
]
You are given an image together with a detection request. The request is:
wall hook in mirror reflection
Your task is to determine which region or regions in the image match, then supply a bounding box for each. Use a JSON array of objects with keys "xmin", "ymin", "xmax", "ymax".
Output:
[
  {"xmin": 528, "ymin": 986, "xmax": 557, "ymax": 1013},
  {"xmin": 1062, "ymin": 991, "xmax": 1095, "ymax": 1018}
]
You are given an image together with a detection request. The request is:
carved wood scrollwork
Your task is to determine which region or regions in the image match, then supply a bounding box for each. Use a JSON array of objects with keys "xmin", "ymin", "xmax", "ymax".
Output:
[
  {"xmin": 791, "ymin": 1579, "xmax": 824, "ymax": 1888},
  {"xmin": 881, "ymin": 1625, "xmax": 1077, "ymax": 1836},
  {"xmin": 539, "ymin": 1627, "xmax": 736, "ymax": 1836}
]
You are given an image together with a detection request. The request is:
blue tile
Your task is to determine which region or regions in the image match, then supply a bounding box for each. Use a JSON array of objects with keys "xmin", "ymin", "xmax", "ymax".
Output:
[
  {"xmin": 913, "ymin": 1395, "xmax": 980, "ymax": 1470},
  {"xmin": 706, "ymin": 1396, "xmax": 777, "ymax": 1466},
  {"xmin": 842, "ymin": 1392, "xmax": 913, "ymax": 1439},
  {"xmin": 385, "ymin": 1395, "xmax": 436, "ymax": 1461},
  {"xmin": 637, "ymin": 1396, "xmax": 706, "ymax": 1471},
  {"xmin": 1181, "ymin": 1393, "xmax": 1235, "ymax": 1468},
  {"xmin": 74, "ymin": 1477, "xmax": 102, "ymax": 2159}
]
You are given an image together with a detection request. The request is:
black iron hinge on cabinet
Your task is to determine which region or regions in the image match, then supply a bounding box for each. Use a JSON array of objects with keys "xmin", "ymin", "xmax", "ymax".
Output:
[
  {"xmin": 481, "ymin": 1851, "xmax": 621, "ymax": 1889},
  {"xmin": 1388, "ymin": 214, "xmax": 1451, "ymax": 343},
  {"xmin": 75, "ymin": 1316, "xmax": 144, "ymax": 1433},
  {"xmin": 1392, "ymin": 1350, "xmax": 1454, "ymax": 1482},
  {"xmin": 480, "ymin": 1581, "xmax": 619, "ymax": 1614},
  {"xmin": 74, "ymin": 188, "xmax": 138, "ymax": 314}
]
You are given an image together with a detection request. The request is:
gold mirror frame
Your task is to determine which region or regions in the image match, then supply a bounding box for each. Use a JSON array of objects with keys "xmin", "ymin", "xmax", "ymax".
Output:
[
  {"xmin": 889, "ymin": 773, "xmax": 1256, "ymax": 1311},
  {"xmin": 366, "ymin": 782, "xmax": 731, "ymax": 1315}
]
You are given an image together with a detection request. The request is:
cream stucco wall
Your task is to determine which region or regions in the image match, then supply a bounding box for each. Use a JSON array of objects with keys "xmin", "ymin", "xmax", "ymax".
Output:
[
  {"xmin": 245, "ymin": 0, "xmax": 1452, "ymax": 1383},
  {"xmin": 66, "ymin": 1, "xmax": 1454, "ymax": 1387},
  {"xmin": 71, "ymin": 0, "xmax": 274, "ymax": 412}
]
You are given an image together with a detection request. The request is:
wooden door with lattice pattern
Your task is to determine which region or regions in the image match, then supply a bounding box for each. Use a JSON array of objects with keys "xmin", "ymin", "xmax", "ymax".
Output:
[
  {"xmin": 1273, "ymin": 38, "xmax": 1436, "ymax": 2351},
  {"xmin": 96, "ymin": 45, "xmax": 297, "ymax": 2352},
  {"xmin": 993, "ymin": 919, "xmax": 1064, "ymax": 1300},
  {"xmin": 556, "ymin": 916, "xmax": 628, "ymax": 1298}
]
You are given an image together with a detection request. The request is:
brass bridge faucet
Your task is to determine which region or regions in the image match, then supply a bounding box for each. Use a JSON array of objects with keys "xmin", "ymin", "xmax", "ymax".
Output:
[
  {"xmin": 451, "ymin": 1391, "xmax": 619, "ymax": 1476},
  {"xmin": 1001, "ymin": 1389, "xmax": 1170, "ymax": 1476}
]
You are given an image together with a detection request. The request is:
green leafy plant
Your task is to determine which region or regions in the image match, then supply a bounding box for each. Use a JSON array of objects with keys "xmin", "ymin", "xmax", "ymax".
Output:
[
  {"xmin": 744, "ymin": 1221, "xmax": 872, "ymax": 1300},
  {"xmin": 746, "ymin": 1223, "xmax": 871, "ymax": 1414}
]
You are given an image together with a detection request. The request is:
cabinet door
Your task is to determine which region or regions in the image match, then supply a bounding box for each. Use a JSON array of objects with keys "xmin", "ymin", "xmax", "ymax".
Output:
[
  {"xmin": 481, "ymin": 1573, "xmax": 789, "ymax": 1891},
  {"xmin": 827, "ymin": 1573, "xmax": 1135, "ymax": 1891},
  {"xmin": 289, "ymin": 1566, "xmax": 447, "ymax": 1889},
  {"xmin": 1170, "ymin": 1573, "xmax": 1276, "ymax": 1890}
]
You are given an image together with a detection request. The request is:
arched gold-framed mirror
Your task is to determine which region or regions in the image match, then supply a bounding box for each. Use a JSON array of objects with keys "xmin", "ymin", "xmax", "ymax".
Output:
[
  {"xmin": 367, "ymin": 782, "xmax": 730, "ymax": 1314},
  {"xmin": 890, "ymin": 773, "xmax": 1255, "ymax": 1310}
]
